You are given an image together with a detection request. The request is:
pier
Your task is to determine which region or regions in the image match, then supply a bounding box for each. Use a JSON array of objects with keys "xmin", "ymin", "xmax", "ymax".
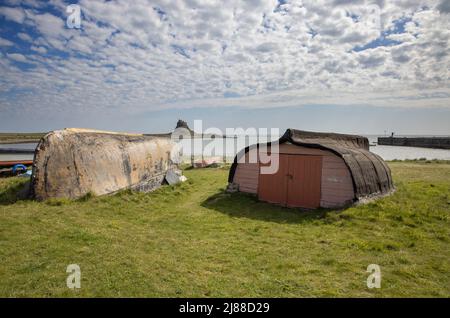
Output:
[{"xmin": 378, "ymin": 137, "xmax": 450, "ymax": 149}]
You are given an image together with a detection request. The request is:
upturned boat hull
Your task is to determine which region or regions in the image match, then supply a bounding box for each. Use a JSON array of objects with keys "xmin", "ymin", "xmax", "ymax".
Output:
[{"xmin": 31, "ymin": 128, "xmax": 179, "ymax": 200}]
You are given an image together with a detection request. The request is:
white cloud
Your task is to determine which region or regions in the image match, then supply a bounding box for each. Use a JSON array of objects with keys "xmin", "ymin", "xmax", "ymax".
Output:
[
  {"xmin": 29, "ymin": 12, "xmax": 67, "ymax": 39},
  {"xmin": 386, "ymin": 32, "xmax": 416, "ymax": 42},
  {"xmin": 0, "ymin": 37, "xmax": 14, "ymax": 46},
  {"xmin": 0, "ymin": 6, "xmax": 25, "ymax": 24},
  {"xmin": 30, "ymin": 45, "xmax": 47, "ymax": 54},
  {"xmin": 6, "ymin": 53, "xmax": 28, "ymax": 62},
  {"xmin": 0, "ymin": 0, "xmax": 449, "ymax": 118},
  {"xmin": 17, "ymin": 32, "xmax": 32, "ymax": 41}
]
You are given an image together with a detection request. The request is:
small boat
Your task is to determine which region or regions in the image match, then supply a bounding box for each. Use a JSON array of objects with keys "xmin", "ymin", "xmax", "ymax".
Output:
[
  {"xmin": 0, "ymin": 160, "xmax": 33, "ymax": 167},
  {"xmin": 0, "ymin": 161, "xmax": 32, "ymax": 177}
]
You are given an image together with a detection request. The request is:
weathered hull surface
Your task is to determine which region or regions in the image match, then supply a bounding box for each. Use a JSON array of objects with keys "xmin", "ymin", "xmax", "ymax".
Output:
[{"xmin": 31, "ymin": 129, "xmax": 178, "ymax": 200}]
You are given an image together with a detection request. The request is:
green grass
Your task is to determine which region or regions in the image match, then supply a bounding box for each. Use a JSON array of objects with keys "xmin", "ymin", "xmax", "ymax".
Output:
[
  {"xmin": 0, "ymin": 162, "xmax": 449, "ymax": 297},
  {"xmin": 0, "ymin": 132, "xmax": 45, "ymax": 144}
]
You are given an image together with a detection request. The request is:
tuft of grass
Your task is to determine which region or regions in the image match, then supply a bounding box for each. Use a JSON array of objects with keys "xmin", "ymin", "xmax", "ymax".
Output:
[
  {"xmin": 0, "ymin": 162, "xmax": 449, "ymax": 297},
  {"xmin": 76, "ymin": 191, "xmax": 96, "ymax": 202},
  {"xmin": 0, "ymin": 177, "xmax": 30, "ymax": 205},
  {"xmin": 388, "ymin": 159, "xmax": 450, "ymax": 165}
]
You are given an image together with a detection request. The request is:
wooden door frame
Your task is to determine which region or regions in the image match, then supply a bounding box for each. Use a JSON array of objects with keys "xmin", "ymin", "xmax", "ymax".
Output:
[{"xmin": 257, "ymin": 153, "xmax": 323, "ymax": 208}]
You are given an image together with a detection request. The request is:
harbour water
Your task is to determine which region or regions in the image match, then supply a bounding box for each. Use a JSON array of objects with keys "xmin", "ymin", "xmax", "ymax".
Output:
[
  {"xmin": 0, "ymin": 143, "xmax": 36, "ymax": 161},
  {"xmin": 0, "ymin": 143, "xmax": 37, "ymax": 150},
  {"xmin": 367, "ymin": 137, "xmax": 450, "ymax": 161},
  {"xmin": 1, "ymin": 137, "xmax": 450, "ymax": 162},
  {"xmin": 172, "ymin": 137, "xmax": 450, "ymax": 161},
  {"xmin": 370, "ymin": 145, "xmax": 450, "ymax": 161}
]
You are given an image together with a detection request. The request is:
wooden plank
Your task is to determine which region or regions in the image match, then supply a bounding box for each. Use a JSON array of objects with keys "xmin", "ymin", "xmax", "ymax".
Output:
[
  {"xmin": 321, "ymin": 193, "xmax": 354, "ymax": 201},
  {"xmin": 258, "ymin": 154, "xmax": 288, "ymax": 205},
  {"xmin": 286, "ymin": 155, "xmax": 322, "ymax": 208},
  {"xmin": 320, "ymin": 153, "xmax": 354, "ymax": 207},
  {"xmin": 239, "ymin": 186, "xmax": 257, "ymax": 193},
  {"xmin": 234, "ymin": 163, "xmax": 259, "ymax": 193},
  {"xmin": 321, "ymin": 200, "xmax": 353, "ymax": 208}
]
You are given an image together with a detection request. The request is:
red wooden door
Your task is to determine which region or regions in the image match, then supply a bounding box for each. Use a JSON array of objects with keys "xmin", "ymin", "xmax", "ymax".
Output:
[
  {"xmin": 286, "ymin": 155, "xmax": 322, "ymax": 208},
  {"xmin": 258, "ymin": 154, "xmax": 322, "ymax": 208},
  {"xmin": 258, "ymin": 154, "xmax": 288, "ymax": 205}
]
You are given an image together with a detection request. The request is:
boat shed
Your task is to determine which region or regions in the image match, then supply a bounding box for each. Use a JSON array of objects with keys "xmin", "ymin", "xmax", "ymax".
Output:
[{"xmin": 228, "ymin": 129, "xmax": 394, "ymax": 209}]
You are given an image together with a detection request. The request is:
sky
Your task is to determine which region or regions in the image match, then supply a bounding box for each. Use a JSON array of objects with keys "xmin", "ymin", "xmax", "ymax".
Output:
[{"xmin": 0, "ymin": 0, "xmax": 449, "ymax": 135}]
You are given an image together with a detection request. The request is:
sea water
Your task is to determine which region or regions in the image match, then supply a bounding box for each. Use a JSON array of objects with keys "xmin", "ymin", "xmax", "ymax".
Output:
[{"xmin": 1, "ymin": 138, "xmax": 450, "ymax": 162}]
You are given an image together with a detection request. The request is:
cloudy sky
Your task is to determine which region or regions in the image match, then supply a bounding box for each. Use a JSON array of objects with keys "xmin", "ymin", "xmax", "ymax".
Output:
[{"xmin": 0, "ymin": 0, "xmax": 449, "ymax": 134}]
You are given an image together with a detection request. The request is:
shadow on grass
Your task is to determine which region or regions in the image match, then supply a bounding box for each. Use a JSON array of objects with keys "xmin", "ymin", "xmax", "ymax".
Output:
[
  {"xmin": 202, "ymin": 190, "xmax": 339, "ymax": 224},
  {"xmin": 0, "ymin": 179, "xmax": 31, "ymax": 205}
]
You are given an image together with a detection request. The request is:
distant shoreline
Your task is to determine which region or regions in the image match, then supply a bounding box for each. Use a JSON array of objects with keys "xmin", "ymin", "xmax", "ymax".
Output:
[
  {"xmin": 378, "ymin": 136, "xmax": 450, "ymax": 150},
  {"xmin": 0, "ymin": 133, "xmax": 45, "ymax": 145},
  {"xmin": 0, "ymin": 139, "xmax": 41, "ymax": 145}
]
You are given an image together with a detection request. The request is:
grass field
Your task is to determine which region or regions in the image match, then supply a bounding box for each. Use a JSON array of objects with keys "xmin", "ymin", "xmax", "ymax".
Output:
[
  {"xmin": 0, "ymin": 132, "xmax": 45, "ymax": 144},
  {"xmin": 0, "ymin": 162, "xmax": 449, "ymax": 297}
]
